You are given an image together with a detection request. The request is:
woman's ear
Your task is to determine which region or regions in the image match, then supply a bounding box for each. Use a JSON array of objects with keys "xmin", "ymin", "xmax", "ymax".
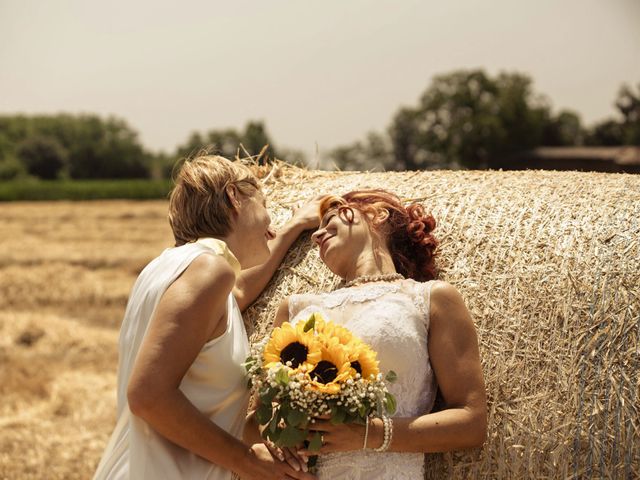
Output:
[{"xmin": 225, "ymin": 184, "xmax": 241, "ymax": 210}]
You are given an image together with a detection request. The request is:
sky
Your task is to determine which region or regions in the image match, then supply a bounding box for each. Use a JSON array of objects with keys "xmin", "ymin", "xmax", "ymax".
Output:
[{"xmin": 1, "ymin": 0, "xmax": 639, "ymax": 160}]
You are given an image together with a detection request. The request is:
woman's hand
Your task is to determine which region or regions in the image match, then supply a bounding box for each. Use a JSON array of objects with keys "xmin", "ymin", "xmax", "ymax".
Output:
[
  {"xmin": 301, "ymin": 420, "xmax": 372, "ymax": 455},
  {"xmin": 289, "ymin": 195, "xmax": 327, "ymax": 231},
  {"xmin": 265, "ymin": 442, "xmax": 310, "ymax": 473},
  {"xmin": 237, "ymin": 443, "xmax": 316, "ymax": 480}
]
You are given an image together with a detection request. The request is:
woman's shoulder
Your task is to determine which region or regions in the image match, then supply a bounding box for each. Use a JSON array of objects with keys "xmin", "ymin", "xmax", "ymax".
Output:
[
  {"xmin": 399, "ymin": 277, "xmax": 445, "ymax": 299},
  {"xmin": 425, "ymin": 280, "xmax": 475, "ymax": 333},
  {"xmin": 427, "ymin": 280, "xmax": 464, "ymax": 305},
  {"xmin": 401, "ymin": 278, "xmax": 462, "ymax": 319},
  {"xmin": 403, "ymin": 277, "xmax": 453, "ymax": 294}
]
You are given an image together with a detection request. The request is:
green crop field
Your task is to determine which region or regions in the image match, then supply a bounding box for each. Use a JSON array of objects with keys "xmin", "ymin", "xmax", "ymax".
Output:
[{"xmin": 0, "ymin": 179, "xmax": 173, "ymax": 201}]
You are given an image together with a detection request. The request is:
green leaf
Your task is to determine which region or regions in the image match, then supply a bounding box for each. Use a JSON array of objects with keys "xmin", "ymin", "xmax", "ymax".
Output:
[
  {"xmin": 268, "ymin": 412, "xmax": 280, "ymax": 433},
  {"xmin": 260, "ymin": 386, "xmax": 278, "ymax": 404},
  {"xmin": 256, "ymin": 404, "xmax": 273, "ymax": 425},
  {"xmin": 385, "ymin": 370, "xmax": 397, "ymax": 383},
  {"xmin": 303, "ymin": 314, "xmax": 316, "ymax": 332},
  {"xmin": 276, "ymin": 368, "xmax": 290, "ymax": 386},
  {"xmin": 330, "ymin": 407, "xmax": 347, "ymax": 425},
  {"xmin": 278, "ymin": 403, "xmax": 289, "ymax": 418},
  {"xmin": 307, "ymin": 431, "xmax": 323, "ymax": 452},
  {"xmin": 298, "ymin": 415, "xmax": 310, "ymax": 429},
  {"xmin": 268, "ymin": 405, "xmax": 284, "ymax": 432},
  {"xmin": 267, "ymin": 426, "xmax": 282, "ymax": 443},
  {"xmin": 345, "ymin": 413, "xmax": 360, "ymax": 424},
  {"xmin": 385, "ymin": 392, "xmax": 397, "ymax": 415},
  {"xmin": 287, "ymin": 409, "xmax": 306, "ymax": 427},
  {"xmin": 278, "ymin": 425, "xmax": 307, "ymax": 448}
]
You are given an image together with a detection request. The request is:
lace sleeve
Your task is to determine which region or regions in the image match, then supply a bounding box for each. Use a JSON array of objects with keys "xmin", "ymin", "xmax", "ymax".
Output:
[
  {"xmin": 288, "ymin": 294, "xmax": 307, "ymax": 322},
  {"xmin": 287, "ymin": 293, "xmax": 330, "ymax": 327}
]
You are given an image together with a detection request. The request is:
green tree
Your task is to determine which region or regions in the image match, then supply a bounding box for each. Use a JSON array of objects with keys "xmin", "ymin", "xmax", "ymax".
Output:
[
  {"xmin": 277, "ymin": 147, "xmax": 307, "ymax": 167},
  {"xmin": 174, "ymin": 121, "xmax": 277, "ymax": 166},
  {"xmin": 388, "ymin": 70, "xmax": 555, "ymax": 170},
  {"xmin": 0, "ymin": 114, "xmax": 152, "ymax": 179},
  {"xmin": 543, "ymin": 110, "xmax": 584, "ymax": 146},
  {"xmin": 16, "ymin": 135, "xmax": 69, "ymax": 179},
  {"xmin": 65, "ymin": 116, "xmax": 150, "ymax": 179},
  {"xmin": 585, "ymin": 120, "xmax": 625, "ymax": 146},
  {"xmin": 0, "ymin": 156, "xmax": 27, "ymax": 180},
  {"xmin": 243, "ymin": 121, "xmax": 276, "ymax": 163},
  {"xmin": 585, "ymin": 83, "xmax": 640, "ymax": 146},
  {"xmin": 615, "ymin": 83, "xmax": 640, "ymax": 144},
  {"xmin": 175, "ymin": 129, "xmax": 242, "ymax": 163},
  {"xmin": 329, "ymin": 132, "xmax": 393, "ymax": 171}
]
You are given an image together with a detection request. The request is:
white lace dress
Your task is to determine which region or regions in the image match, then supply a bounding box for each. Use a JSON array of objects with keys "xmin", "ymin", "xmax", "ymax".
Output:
[{"xmin": 288, "ymin": 279, "xmax": 437, "ymax": 480}]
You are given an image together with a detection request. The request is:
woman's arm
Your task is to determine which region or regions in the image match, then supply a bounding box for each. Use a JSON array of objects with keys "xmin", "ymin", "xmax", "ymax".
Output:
[
  {"xmin": 234, "ymin": 199, "xmax": 323, "ymax": 312},
  {"xmin": 382, "ymin": 280, "xmax": 487, "ymax": 452},
  {"xmin": 127, "ymin": 256, "xmax": 314, "ymax": 480},
  {"xmin": 307, "ymin": 281, "xmax": 487, "ymax": 454}
]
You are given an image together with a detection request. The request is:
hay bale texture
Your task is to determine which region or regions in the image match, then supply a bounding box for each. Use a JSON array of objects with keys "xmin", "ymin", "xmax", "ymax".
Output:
[{"xmin": 245, "ymin": 164, "xmax": 640, "ymax": 479}]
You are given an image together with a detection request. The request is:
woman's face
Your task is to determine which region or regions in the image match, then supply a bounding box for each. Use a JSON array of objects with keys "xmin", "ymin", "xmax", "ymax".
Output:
[
  {"xmin": 234, "ymin": 188, "xmax": 274, "ymax": 268},
  {"xmin": 311, "ymin": 207, "xmax": 374, "ymax": 278}
]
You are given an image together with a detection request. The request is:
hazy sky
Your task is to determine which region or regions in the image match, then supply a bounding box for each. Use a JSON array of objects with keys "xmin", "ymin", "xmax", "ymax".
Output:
[{"xmin": 1, "ymin": 0, "xmax": 639, "ymax": 159}]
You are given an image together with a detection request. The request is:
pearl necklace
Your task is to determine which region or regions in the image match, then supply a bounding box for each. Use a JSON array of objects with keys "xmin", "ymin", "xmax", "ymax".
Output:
[{"xmin": 344, "ymin": 272, "xmax": 404, "ymax": 288}]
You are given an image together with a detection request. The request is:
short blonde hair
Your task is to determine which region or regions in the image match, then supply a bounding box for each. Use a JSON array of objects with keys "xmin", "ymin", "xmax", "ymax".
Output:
[{"xmin": 168, "ymin": 155, "xmax": 260, "ymax": 246}]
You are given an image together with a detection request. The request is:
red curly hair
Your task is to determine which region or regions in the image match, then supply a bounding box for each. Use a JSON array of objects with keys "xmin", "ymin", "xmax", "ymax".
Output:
[{"xmin": 318, "ymin": 189, "xmax": 438, "ymax": 281}]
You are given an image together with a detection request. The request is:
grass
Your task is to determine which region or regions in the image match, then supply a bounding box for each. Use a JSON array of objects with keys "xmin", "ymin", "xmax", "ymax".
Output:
[{"xmin": 0, "ymin": 179, "xmax": 173, "ymax": 201}]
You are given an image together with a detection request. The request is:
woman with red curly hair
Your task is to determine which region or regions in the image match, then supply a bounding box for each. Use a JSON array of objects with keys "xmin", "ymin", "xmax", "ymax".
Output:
[{"xmin": 255, "ymin": 189, "xmax": 487, "ymax": 479}]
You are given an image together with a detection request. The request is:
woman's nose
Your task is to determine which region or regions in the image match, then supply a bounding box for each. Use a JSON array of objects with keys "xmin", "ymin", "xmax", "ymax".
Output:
[{"xmin": 311, "ymin": 229, "xmax": 324, "ymax": 245}]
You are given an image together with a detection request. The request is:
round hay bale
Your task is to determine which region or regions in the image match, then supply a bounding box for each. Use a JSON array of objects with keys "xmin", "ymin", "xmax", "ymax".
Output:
[{"xmin": 245, "ymin": 164, "xmax": 640, "ymax": 479}]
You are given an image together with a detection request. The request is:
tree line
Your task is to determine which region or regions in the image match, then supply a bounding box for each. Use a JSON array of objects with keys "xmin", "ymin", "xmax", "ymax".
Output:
[
  {"xmin": 0, "ymin": 116, "xmax": 279, "ymax": 181},
  {"xmin": 331, "ymin": 70, "xmax": 640, "ymax": 171},
  {"xmin": 1, "ymin": 69, "xmax": 638, "ymax": 180}
]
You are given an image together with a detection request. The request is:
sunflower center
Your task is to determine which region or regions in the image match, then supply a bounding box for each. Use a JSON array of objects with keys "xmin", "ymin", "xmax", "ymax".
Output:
[
  {"xmin": 312, "ymin": 360, "xmax": 338, "ymax": 384},
  {"xmin": 280, "ymin": 342, "xmax": 308, "ymax": 368},
  {"xmin": 351, "ymin": 361, "xmax": 362, "ymax": 375}
]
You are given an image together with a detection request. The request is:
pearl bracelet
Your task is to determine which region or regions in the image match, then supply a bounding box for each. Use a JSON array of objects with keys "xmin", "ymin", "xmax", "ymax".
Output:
[{"xmin": 374, "ymin": 415, "xmax": 394, "ymax": 452}]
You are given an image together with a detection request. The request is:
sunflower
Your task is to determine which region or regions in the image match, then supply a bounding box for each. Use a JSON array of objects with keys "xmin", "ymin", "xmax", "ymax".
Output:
[
  {"xmin": 317, "ymin": 320, "xmax": 355, "ymax": 347},
  {"xmin": 346, "ymin": 342, "xmax": 380, "ymax": 380},
  {"xmin": 263, "ymin": 322, "xmax": 321, "ymax": 372},
  {"xmin": 308, "ymin": 338, "xmax": 353, "ymax": 394}
]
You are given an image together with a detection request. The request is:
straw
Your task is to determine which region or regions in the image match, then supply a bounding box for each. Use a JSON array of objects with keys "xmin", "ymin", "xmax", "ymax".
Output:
[
  {"xmin": 0, "ymin": 164, "xmax": 637, "ymax": 479},
  {"xmin": 244, "ymin": 164, "xmax": 640, "ymax": 479}
]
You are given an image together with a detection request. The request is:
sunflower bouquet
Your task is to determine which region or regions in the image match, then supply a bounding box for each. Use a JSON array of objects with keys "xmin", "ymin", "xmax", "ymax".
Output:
[{"xmin": 244, "ymin": 313, "xmax": 397, "ymax": 454}]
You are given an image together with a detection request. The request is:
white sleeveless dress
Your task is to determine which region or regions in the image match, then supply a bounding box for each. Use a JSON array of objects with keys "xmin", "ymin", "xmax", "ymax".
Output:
[
  {"xmin": 289, "ymin": 279, "xmax": 437, "ymax": 480},
  {"xmin": 93, "ymin": 238, "xmax": 250, "ymax": 480}
]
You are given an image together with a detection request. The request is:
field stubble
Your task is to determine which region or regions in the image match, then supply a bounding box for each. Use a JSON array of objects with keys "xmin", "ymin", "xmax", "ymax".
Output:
[{"xmin": 0, "ymin": 201, "xmax": 174, "ymax": 479}]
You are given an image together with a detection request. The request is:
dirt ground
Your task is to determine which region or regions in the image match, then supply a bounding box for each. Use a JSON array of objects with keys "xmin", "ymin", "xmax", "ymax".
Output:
[{"xmin": 0, "ymin": 200, "xmax": 174, "ymax": 480}]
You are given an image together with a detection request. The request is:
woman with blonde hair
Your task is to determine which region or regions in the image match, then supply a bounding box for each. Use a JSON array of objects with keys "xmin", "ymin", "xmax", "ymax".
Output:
[
  {"xmin": 252, "ymin": 189, "xmax": 487, "ymax": 479},
  {"xmin": 94, "ymin": 154, "xmax": 317, "ymax": 480}
]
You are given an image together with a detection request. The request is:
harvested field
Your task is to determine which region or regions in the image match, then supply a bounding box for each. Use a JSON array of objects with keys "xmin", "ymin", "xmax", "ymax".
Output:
[
  {"xmin": 1, "ymin": 166, "xmax": 639, "ymax": 479},
  {"xmin": 0, "ymin": 200, "xmax": 173, "ymax": 479}
]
